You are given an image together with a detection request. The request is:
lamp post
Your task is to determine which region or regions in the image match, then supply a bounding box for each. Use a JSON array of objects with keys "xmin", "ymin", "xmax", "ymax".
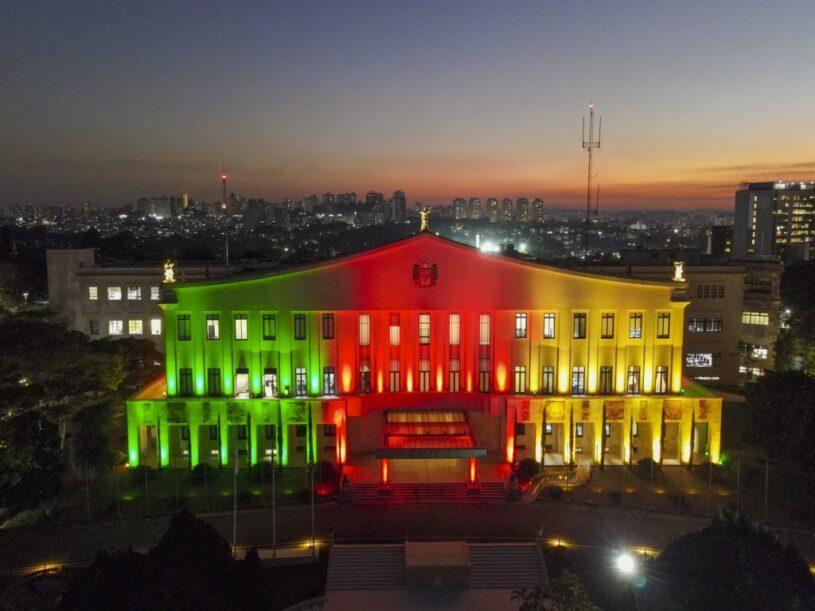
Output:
[
  {"xmin": 310, "ymin": 464, "xmax": 316, "ymax": 556},
  {"xmin": 272, "ymin": 447, "xmax": 277, "ymax": 557},
  {"xmin": 232, "ymin": 448, "xmax": 239, "ymax": 558}
]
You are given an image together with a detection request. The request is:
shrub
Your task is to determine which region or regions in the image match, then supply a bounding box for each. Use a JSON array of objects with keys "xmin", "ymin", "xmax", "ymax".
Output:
[
  {"xmin": 514, "ymin": 458, "xmax": 540, "ymax": 483},
  {"xmin": 547, "ymin": 486, "xmax": 564, "ymax": 501},
  {"xmin": 634, "ymin": 457, "xmax": 660, "ymax": 480},
  {"xmin": 129, "ymin": 465, "xmax": 157, "ymax": 485},
  {"xmin": 190, "ymin": 463, "xmax": 220, "ymax": 485}
]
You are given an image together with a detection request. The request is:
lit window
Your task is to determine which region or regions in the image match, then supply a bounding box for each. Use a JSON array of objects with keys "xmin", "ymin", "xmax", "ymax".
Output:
[
  {"xmin": 419, "ymin": 313, "xmax": 430, "ymax": 344},
  {"xmin": 541, "ymin": 366, "xmax": 554, "ymax": 394},
  {"xmin": 685, "ymin": 353, "xmax": 720, "ymax": 368},
  {"xmin": 389, "ymin": 313, "xmax": 401, "ymax": 346},
  {"xmin": 127, "ymin": 286, "xmax": 141, "ymax": 300},
  {"xmin": 151, "ymin": 319, "xmax": 162, "ymax": 335},
  {"xmin": 263, "ymin": 368, "xmax": 278, "ymax": 398},
  {"xmin": 359, "ymin": 314, "xmax": 370, "ymax": 346},
  {"xmin": 656, "ymin": 313, "xmax": 670, "ymax": 339},
  {"xmin": 449, "ymin": 313, "xmax": 461, "ymax": 345},
  {"xmin": 323, "ymin": 367, "xmax": 336, "ymax": 395},
  {"xmin": 655, "ymin": 366, "xmax": 668, "ymax": 394},
  {"xmin": 626, "ymin": 366, "xmax": 641, "ymax": 394},
  {"xmin": 235, "ymin": 369, "xmax": 250, "ymax": 398},
  {"xmin": 295, "ymin": 367, "xmax": 307, "ymax": 396},
  {"xmin": 515, "ymin": 313, "xmax": 528, "ymax": 339},
  {"xmin": 543, "ymin": 313, "xmax": 556, "ymax": 339},
  {"xmin": 108, "ymin": 320, "xmax": 123, "ymax": 335},
  {"xmin": 128, "ymin": 320, "xmax": 143, "ymax": 335},
  {"xmin": 601, "ymin": 313, "xmax": 615, "ymax": 339},
  {"xmin": 235, "ymin": 314, "xmax": 248, "ymax": 341},
  {"xmin": 575, "ymin": 422, "xmax": 584, "ymax": 438},
  {"xmin": 206, "ymin": 315, "xmax": 220, "ymax": 340},
  {"xmin": 88, "ymin": 286, "xmax": 98, "ymax": 300},
  {"xmin": 513, "ymin": 366, "xmax": 527, "ymax": 393},
  {"xmin": 752, "ymin": 345, "xmax": 768, "ymax": 360},
  {"xmin": 571, "ymin": 366, "xmax": 585, "ymax": 394},
  {"xmin": 479, "ymin": 314, "xmax": 491, "ymax": 344},
  {"xmin": 150, "ymin": 286, "xmax": 160, "ymax": 300},
  {"xmin": 742, "ymin": 311, "xmax": 769, "ymax": 326},
  {"xmin": 629, "ymin": 313, "xmax": 643, "ymax": 339},
  {"xmin": 107, "ymin": 287, "xmax": 122, "ymax": 301}
]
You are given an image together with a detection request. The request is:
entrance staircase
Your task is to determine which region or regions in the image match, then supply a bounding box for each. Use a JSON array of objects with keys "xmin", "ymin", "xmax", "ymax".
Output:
[{"xmin": 350, "ymin": 482, "xmax": 505, "ymax": 504}]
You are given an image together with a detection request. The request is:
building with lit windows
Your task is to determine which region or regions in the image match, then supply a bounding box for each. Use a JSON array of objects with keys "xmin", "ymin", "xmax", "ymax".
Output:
[
  {"xmin": 126, "ymin": 232, "xmax": 722, "ymax": 482},
  {"xmin": 734, "ymin": 181, "xmax": 815, "ymax": 262}
]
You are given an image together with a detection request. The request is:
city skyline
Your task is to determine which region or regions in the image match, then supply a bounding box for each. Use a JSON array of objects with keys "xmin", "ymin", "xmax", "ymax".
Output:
[{"xmin": 2, "ymin": 1, "xmax": 814, "ymax": 209}]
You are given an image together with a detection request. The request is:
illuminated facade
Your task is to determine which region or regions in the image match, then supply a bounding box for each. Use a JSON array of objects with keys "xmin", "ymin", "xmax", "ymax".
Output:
[{"xmin": 126, "ymin": 233, "xmax": 721, "ymax": 479}]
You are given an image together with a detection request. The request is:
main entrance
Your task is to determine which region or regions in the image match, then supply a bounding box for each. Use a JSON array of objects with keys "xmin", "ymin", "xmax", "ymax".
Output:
[{"xmin": 376, "ymin": 411, "xmax": 487, "ymax": 485}]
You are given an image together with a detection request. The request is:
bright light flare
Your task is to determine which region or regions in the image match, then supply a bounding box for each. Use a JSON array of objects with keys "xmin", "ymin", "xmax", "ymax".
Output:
[{"xmin": 615, "ymin": 552, "xmax": 638, "ymax": 576}]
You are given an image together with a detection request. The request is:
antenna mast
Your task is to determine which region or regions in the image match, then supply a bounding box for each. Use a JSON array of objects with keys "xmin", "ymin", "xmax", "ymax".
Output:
[
  {"xmin": 582, "ymin": 102, "xmax": 601, "ymax": 257},
  {"xmin": 221, "ymin": 164, "xmax": 230, "ymax": 273}
]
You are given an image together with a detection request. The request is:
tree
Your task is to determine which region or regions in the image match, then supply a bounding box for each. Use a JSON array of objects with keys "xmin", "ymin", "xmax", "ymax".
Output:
[
  {"xmin": 742, "ymin": 371, "xmax": 815, "ymax": 471},
  {"xmin": 775, "ymin": 261, "xmax": 815, "ymax": 374},
  {"xmin": 644, "ymin": 510, "xmax": 815, "ymax": 610},
  {"xmin": 550, "ymin": 570, "xmax": 594, "ymax": 611},
  {"xmin": 0, "ymin": 413, "xmax": 63, "ymax": 507}
]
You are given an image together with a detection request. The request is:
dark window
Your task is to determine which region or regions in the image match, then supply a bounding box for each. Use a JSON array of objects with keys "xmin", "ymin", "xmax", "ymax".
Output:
[
  {"xmin": 178, "ymin": 368, "xmax": 193, "ymax": 396},
  {"xmin": 359, "ymin": 366, "xmax": 371, "ymax": 394},
  {"xmin": 572, "ymin": 366, "xmax": 585, "ymax": 394},
  {"xmin": 322, "ymin": 313, "xmax": 335, "ymax": 340},
  {"xmin": 262, "ymin": 314, "xmax": 277, "ymax": 340},
  {"xmin": 294, "ymin": 314, "xmax": 306, "ymax": 340},
  {"xmin": 265, "ymin": 425, "xmax": 276, "ymax": 440},
  {"xmin": 515, "ymin": 423, "xmax": 526, "ymax": 436},
  {"xmin": 209, "ymin": 425, "xmax": 218, "ymax": 441},
  {"xmin": 657, "ymin": 313, "xmax": 671, "ymax": 338},
  {"xmin": 207, "ymin": 368, "xmax": 221, "ymax": 396},
  {"xmin": 295, "ymin": 424, "xmax": 307, "ymax": 437},
  {"xmin": 601, "ymin": 313, "xmax": 615, "ymax": 339},
  {"xmin": 237, "ymin": 425, "xmax": 247, "ymax": 440},
  {"xmin": 177, "ymin": 315, "xmax": 191, "ymax": 341},
  {"xmin": 295, "ymin": 367, "xmax": 307, "ymax": 396},
  {"xmin": 599, "ymin": 366, "xmax": 613, "ymax": 394},
  {"xmin": 180, "ymin": 426, "xmax": 189, "ymax": 441},
  {"xmin": 573, "ymin": 313, "xmax": 587, "ymax": 339},
  {"xmin": 515, "ymin": 313, "xmax": 528, "ymax": 338},
  {"xmin": 541, "ymin": 366, "xmax": 555, "ymax": 394},
  {"xmin": 479, "ymin": 344, "xmax": 490, "ymax": 392},
  {"xmin": 323, "ymin": 424, "xmax": 337, "ymax": 437},
  {"xmin": 89, "ymin": 320, "xmax": 100, "ymax": 335},
  {"xmin": 323, "ymin": 366, "xmax": 336, "ymax": 395}
]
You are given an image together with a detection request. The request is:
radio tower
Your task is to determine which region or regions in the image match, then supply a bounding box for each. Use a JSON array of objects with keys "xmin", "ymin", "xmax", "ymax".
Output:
[
  {"xmin": 220, "ymin": 164, "xmax": 228, "ymax": 209},
  {"xmin": 582, "ymin": 102, "xmax": 601, "ymax": 257}
]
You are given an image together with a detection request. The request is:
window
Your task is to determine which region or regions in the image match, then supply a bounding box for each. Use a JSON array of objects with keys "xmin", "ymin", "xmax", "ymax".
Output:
[
  {"xmin": 604, "ymin": 424, "xmax": 611, "ymax": 438},
  {"xmin": 514, "ymin": 366, "xmax": 527, "ymax": 393},
  {"xmin": 109, "ymin": 320, "xmax": 123, "ymax": 336},
  {"xmin": 449, "ymin": 314, "xmax": 460, "ymax": 345},
  {"xmin": 209, "ymin": 425, "xmax": 219, "ymax": 441},
  {"xmin": 543, "ymin": 313, "xmax": 556, "ymax": 339},
  {"xmin": 359, "ymin": 314, "xmax": 370, "ymax": 346},
  {"xmin": 685, "ymin": 353, "xmax": 721, "ymax": 368},
  {"xmin": 294, "ymin": 314, "xmax": 306, "ymax": 340},
  {"xmin": 571, "ymin": 366, "xmax": 585, "ymax": 394},
  {"xmin": 89, "ymin": 320, "xmax": 100, "ymax": 335},
  {"xmin": 359, "ymin": 364, "xmax": 371, "ymax": 394},
  {"xmin": 263, "ymin": 314, "xmax": 277, "ymax": 340},
  {"xmin": 599, "ymin": 366, "xmax": 613, "ymax": 394},
  {"xmin": 264, "ymin": 425, "xmax": 276, "ymax": 441},
  {"xmin": 295, "ymin": 367, "xmax": 307, "ymax": 396},
  {"xmin": 322, "ymin": 313, "xmax": 335, "ymax": 340},
  {"xmin": 88, "ymin": 286, "xmax": 98, "ymax": 300},
  {"xmin": 629, "ymin": 313, "xmax": 643, "ymax": 339},
  {"xmin": 752, "ymin": 345, "xmax": 768, "ymax": 360},
  {"xmin": 263, "ymin": 368, "xmax": 278, "ymax": 398},
  {"xmin": 626, "ymin": 366, "xmax": 641, "ymax": 394},
  {"xmin": 388, "ymin": 313, "xmax": 401, "ymax": 346},
  {"xmin": 107, "ymin": 286, "xmax": 122, "ymax": 300},
  {"xmin": 745, "ymin": 278, "xmax": 772, "ymax": 294},
  {"xmin": 151, "ymin": 319, "xmax": 162, "ymax": 335},
  {"xmin": 234, "ymin": 314, "xmax": 248, "ymax": 341},
  {"xmin": 601, "ymin": 313, "xmax": 615, "ymax": 339},
  {"xmin": 128, "ymin": 319, "xmax": 143, "ymax": 335},
  {"xmin": 323, "ymin": 424, "xmax": 337, "ymax": 437},
  {"xmin": 479, "ymin": 314, "xmax": 491, "ymax": 345},
  {"xmin": 180, "ymin": 426, "xmax": 189, "ymax": 441},
  {"xmin": 295, "ymin": 424, "xmax": 307, "ymax": 438},
  {"xmin": 178, "ymin": 368, "xmax": 193, "ymax": 396},
  {"xmin": 695, "ymin": 284, "xmax": 725, "ymax": 299},
  {"xmin": 632, "ymin": 422, "xmax": 639, "ymax": 437},
  {"xmin": 541, "ymin": 366, "xmax": 555, "ymax": 394},
  {"xmin": 655, "ymin": 366, "xmax": 669, "ymax": 394},
  {"xmin": 479, "ymin": 314, "xmax": 491, "ymax": 392},
  {"xmin": 235, "ymin": 369, "xmax": 249, "ymax": 398},
  {"xmin": 127, "ymin": 286, "xmax": 141, "ymax": 300},
  {"xmin": 573, "ymin": 313, "xmax": 586, "ymax": 339},
  {"xmin": 515, "ymin": 313, "xmax": 528, "ymax": 339},
  {"xmin": 545, "ymin": 423, "xmax": 553, "ymax": 435},
  {"xmin": 206, "ymin": 315, "xmax": 220, "ymax": 340},
  {"xmin": 657, "ymin": 313, "xmax": 671, "ymax": 339},
  {"xmin": 449, "ymin": 343, "xmax": 460, "ymax": 392},
  {"xmin": 419, "ymin": 313, "xmax": 430, "ymax": 344},
  {"xmin": 177, "ymin": 315, "xmax": 191, "ymax": 341},
  {"xmin": 208, "ymin": 368, "xmax": 221, "ymax": 396},
  {"xmin": 150, "ymin": 286, "xmax": 160, "ymax": 300},
  {"xmin": 575, "ymin": 422, "xmax": 584, "ymax": 438},
  {"xmin": 687, "ymin": 318, "xmax": 723, "ymax": 333},
  {"xmin": 742, "ymin": 311, "xmax": 769, "ymax": 326},
  {"xmin": 515, "ymin": 423, "xmax": 526, "ymax": 437},
  {"xmin": 419, "ymin": 350, "xmax": 431, "ymax": 392},
  {"xmin": 389, "ymin": 358, "xmax": 400, "ymax": 392},
  {"xmin": 237, "ymin": 426, "xmax": 247, "ymax": 440},
  {"xmin": 323, "ymin": 367, "xmax": 336, "ymax": 395}
]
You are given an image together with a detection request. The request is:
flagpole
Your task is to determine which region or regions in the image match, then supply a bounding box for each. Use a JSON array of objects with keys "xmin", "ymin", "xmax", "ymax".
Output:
[{"xmin": 233, "ymin": 448, "xmax": 238, "ymax": 558}]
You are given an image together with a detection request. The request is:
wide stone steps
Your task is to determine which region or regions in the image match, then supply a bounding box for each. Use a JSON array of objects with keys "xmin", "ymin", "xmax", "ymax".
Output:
[
  {"xmin": 327, "ymin": 544, "xmax": 405, "ymax": 591},
  {"xmin": 350, "ymin": 482, "xmax": 506, "ymax": 504},
  {"xmin": 468, "ymin": 543, "xmax": 545, "ymax": 589}
]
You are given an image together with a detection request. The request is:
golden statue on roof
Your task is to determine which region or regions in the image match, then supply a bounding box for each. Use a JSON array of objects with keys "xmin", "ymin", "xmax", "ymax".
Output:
[
  {"xmin": 163, "ymin": 260, "xmax": 176, "ymax": 284},
  {"xmin": 419, "ymin": 206, "xmax": 431, "ymax": 232}
]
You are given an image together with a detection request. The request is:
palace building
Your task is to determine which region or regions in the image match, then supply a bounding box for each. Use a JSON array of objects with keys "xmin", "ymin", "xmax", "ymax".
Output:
[{"xmin": 126, "ymin": 232, "xmax": 722, "ymax": 483}]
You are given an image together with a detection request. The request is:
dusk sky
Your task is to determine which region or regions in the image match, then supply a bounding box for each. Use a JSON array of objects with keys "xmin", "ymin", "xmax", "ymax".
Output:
[{"xmin": 2, "ymin": 0, "xmax": 814, "ymax": 209}]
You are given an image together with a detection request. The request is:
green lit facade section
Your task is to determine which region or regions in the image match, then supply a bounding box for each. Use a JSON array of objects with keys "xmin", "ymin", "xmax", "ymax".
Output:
[{"xmin": 125, "ymin": 269, "xmax": 339, "ymax": 471}]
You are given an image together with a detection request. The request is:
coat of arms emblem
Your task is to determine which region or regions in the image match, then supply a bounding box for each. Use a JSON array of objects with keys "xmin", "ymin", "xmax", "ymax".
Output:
[{"xmin": 412, "ymin": 261, "xmax": 438, "ymax": 288}]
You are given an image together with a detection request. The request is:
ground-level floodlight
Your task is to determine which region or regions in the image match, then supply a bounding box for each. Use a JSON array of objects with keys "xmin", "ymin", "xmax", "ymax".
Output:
[{"xmin": 615, "ymin": 551, "xmax": 638, "ymax": 576}]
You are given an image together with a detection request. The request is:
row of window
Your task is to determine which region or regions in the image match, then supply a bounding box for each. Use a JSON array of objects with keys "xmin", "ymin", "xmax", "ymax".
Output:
[
  {"xmin": 178, "ymin": 311, "xmax": 672, "ymax": 343},
  {"xmin": 92, "ymin": 318, "xmax": 162, "ymax": 336},
  {"xmin": 89, "ymin": 286, "xmax": 160, "ymax": 301},
  {"xmin": 172, "ymin": 423, "xmax": 335, "ymax": 443},
  {"xmin": 178, "ymin": 364, "xmax": 671, "ymax": 398},
  {"xmin": 520, "ymin": 422, "xmax": 644, "ymax": 439},
  {"xmin": 687, "ymin": 317, "xmax": 723, "ymax": 333},
  {"xmin": 742, "ymin": 311, "xmax": 769, "ymax": 326},
  {"xmin": 692, "ymin": 284, "xmax": 725, "ymax": 299}
]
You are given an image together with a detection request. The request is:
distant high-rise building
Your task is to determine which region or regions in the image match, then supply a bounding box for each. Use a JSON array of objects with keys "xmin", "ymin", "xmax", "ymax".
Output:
[
  {"xmin": 500, "ymin": 198, "xmax": 513, "ymax": 222},
  {"xmin": 181, "ymin": 192, "xmax": 189, "ymax": 210},
  {"xmin": 366, "ymin": 191, "xmax": 386, "ymax": 224},
  {"xmin": 516, "ymin": 198, "xmax": 529, "ymax": 223},
  {"xmin": 389, "ymin": 190, "xmax": 407, "ymax": 222},
  {"xmin": 337, "ymin": 192, "xmax": 357, "ymax": 205},
  {"xmin": 531, "ymin": 198, "xmax": 544, "ymax": 223},
  {"xmin": 322, "ymin": 192, "xmax": 335, "ymax": 205},
  {"xmin": 469, "ymin": 198, "xmax": 481, "ymax": 219},
  {"xmin": 705, "ymin": 225, "xmax": 733, "ymax": 257},
  {"xmin": 487, "ymin": 198, "xmax": 499, "ymax": 223},
  {"xmin": 452, "ymin": 198, "xmax": 467, "ymax": 220},
  {"xmin": 733, "ymin": 182, "xmax": 815, "ymax": 262}
]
